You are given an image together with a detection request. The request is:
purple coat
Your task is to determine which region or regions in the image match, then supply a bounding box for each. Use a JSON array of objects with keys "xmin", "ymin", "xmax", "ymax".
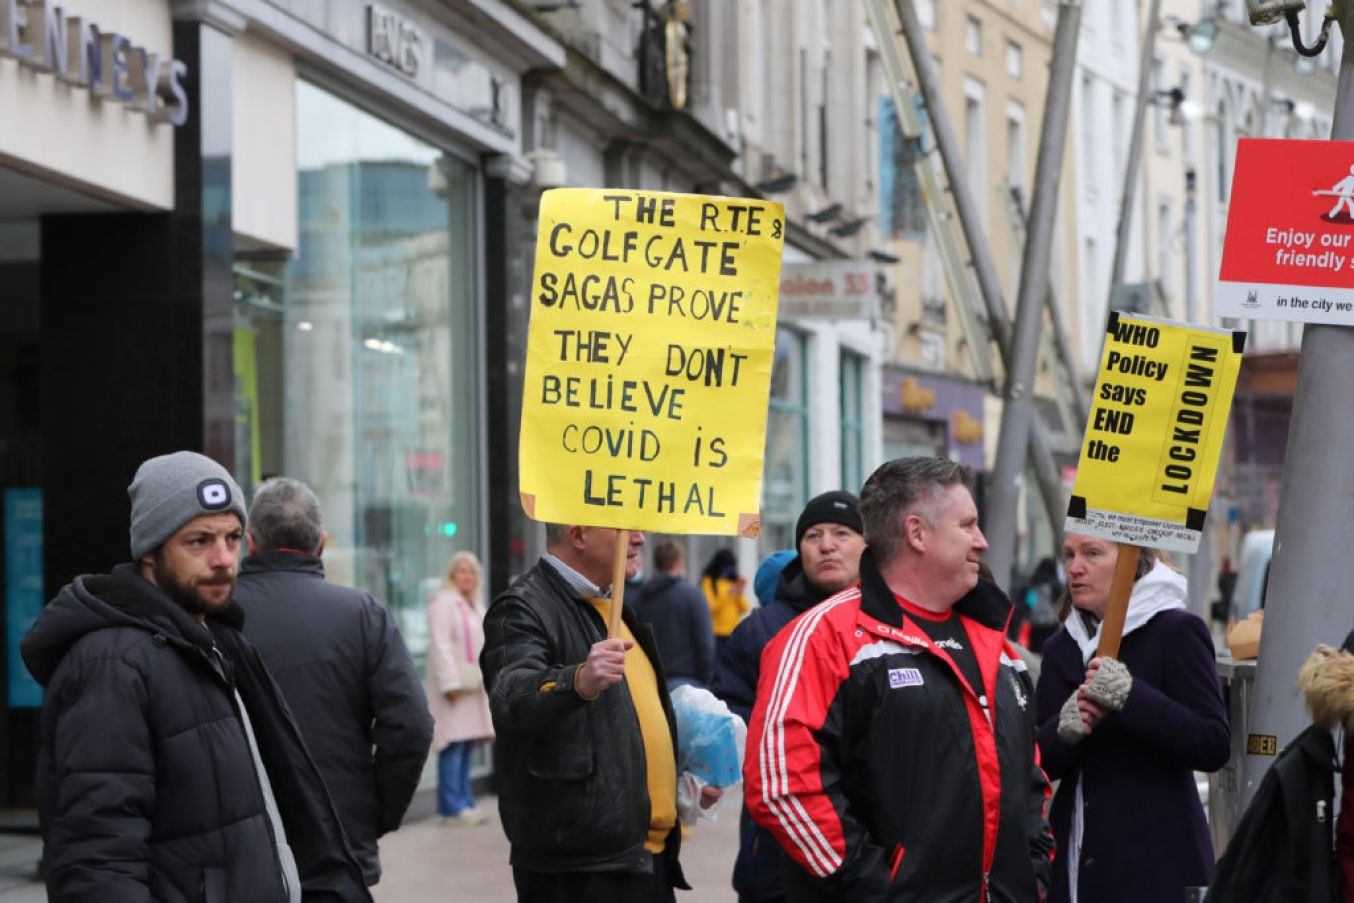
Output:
[{"xmin": 1035, "ymin": 609, "xmax": 1229, "ymax": 903}]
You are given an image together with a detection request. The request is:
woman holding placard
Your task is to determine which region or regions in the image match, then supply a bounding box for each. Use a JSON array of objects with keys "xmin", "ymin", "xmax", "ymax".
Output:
[
  {"xmin": 1034, "ymin": 534, "xmax": 1229, "ymax": 903},
  {"xmin": 427, "ymin": 551, "xmax": 495, "ymax": 826}
]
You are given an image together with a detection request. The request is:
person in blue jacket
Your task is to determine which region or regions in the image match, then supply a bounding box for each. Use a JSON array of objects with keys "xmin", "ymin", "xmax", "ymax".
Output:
[{"xmin": 712, "ymin": 490, "xmax": 865, "ymax": 903}]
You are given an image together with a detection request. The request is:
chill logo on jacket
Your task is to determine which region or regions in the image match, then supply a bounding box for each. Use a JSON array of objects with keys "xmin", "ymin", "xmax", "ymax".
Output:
[{"xmin": 888, "ymin": 667, "xmax": 924, "ymax": 689}]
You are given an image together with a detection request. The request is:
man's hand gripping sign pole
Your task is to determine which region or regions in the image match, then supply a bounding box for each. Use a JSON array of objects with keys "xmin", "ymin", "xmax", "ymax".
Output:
[
  {"xmin": 1066, "ymin": 312, "xmax": 1244, "ymax": 657},
  {"xmin": 519, "ymin": 189, "xmax": 785, "ymax": 635}
]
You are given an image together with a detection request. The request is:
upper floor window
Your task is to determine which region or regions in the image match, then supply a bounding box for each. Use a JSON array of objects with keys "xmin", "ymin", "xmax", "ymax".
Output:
[
  {"xmin": 965, "ymin": 16, "xmax": 982, "ymax": 56},
  {"xmin": 1006, "ymin": 41, "xmax": 1023, "ymax": 79}
]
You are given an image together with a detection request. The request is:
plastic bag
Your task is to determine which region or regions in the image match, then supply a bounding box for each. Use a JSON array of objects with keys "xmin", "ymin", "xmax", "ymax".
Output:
[
  {"xmin": 675, "ymin": 771, "xmax": 711, "ymax": 825},
  {"xmin": 670, "ymin": 685, "xmax": 746, "ymax": 788}
]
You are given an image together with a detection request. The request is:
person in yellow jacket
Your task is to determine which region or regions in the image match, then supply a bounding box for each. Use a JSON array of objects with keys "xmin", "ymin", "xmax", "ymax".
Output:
[{"xmin": 700, "ymin": 549, "xmax": 748, "ymax": 656}]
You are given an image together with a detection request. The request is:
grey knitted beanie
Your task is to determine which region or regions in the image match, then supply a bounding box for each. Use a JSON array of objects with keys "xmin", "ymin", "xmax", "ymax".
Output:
[{"xmin": 128, "ymin": 451, "xmax": 246, "ymax": 559}]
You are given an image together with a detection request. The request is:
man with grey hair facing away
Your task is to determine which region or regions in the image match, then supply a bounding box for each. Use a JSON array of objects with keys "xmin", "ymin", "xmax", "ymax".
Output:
[{"xmin": 233, "ymin": 477, "xmax": 432, "ymax": 888}]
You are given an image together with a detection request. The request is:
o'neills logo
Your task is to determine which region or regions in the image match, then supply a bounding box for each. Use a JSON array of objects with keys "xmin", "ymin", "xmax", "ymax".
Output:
[{"xmin": 0, "ymin": 0, "xmax": 188, "ymax": 127}]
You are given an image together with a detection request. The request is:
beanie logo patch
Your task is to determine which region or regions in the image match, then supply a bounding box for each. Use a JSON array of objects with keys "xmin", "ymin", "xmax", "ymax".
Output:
[{"xmin": 198, "ymin": 479, "xmax": 231, "ymax": 510}]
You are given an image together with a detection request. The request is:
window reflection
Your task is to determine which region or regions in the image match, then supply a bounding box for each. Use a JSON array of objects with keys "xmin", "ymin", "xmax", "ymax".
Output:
[{"xmin": 235, "ymin": 81, "xmax": 479, "ymax": 667}]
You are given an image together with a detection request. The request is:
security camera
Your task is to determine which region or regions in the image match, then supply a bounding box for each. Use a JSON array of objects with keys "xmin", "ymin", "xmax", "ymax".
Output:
[{"xmin": 525, "ymin": 150, "xmax": 567, "ymax": 190}]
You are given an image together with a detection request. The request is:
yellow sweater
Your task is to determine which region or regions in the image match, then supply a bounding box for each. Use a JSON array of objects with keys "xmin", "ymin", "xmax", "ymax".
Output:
[
  {"xmin": 702, "ymin": 576, "xmax": 749, "ymax": 637},
  {"xmin": 588, "ymin": 599, "xmax": 677, "ymax": 852}
]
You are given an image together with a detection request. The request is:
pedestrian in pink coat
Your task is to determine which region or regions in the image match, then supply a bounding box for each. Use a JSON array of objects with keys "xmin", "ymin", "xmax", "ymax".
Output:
[{"xmin": 427, "ymin": 551, "xmax": 495, "ymax": 824}]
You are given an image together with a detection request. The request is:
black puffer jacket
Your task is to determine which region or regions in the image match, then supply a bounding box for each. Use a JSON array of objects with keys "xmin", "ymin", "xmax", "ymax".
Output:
[
  {"xmin": 235, "ymin": 550, "xmax": 433, "ymax": 886},
  {"xmin": 21, "ymin": 564, "xmax": 370, "ymax": 903},
  {"xmin": 481, "ymin": 560, "xmax": 687, "ymax": 886}
]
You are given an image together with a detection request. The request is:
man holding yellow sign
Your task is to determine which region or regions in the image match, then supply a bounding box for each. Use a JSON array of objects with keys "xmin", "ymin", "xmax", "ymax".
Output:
[{"xmin": 483, "ymin": 189, "xmax": 784, "ymax": 902}]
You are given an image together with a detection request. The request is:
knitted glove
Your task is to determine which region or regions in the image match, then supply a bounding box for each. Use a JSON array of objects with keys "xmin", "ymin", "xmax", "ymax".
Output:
[
  {"xmin": 1056, "ymin": 691, "xmax": 1090, "ymax": 746},
  {"xmin": 1081, "ymin": 657, "xmax": 1132, "ymax": 712}
]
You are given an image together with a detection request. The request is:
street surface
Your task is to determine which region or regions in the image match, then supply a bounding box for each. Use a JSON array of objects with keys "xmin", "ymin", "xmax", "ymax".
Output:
[
  {"xmin": 0, "ymin": 791, "xmax": 741, "ymax": 902},
  {"xmin": 375, "ymin": 794, "xmax": 740, "ymax": 902}
]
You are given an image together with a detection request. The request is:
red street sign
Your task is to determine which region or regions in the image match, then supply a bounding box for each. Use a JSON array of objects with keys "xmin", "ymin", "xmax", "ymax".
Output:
[{"xmin": 1217, "ymin": 138, "xmax": 1354, "ymax": 325}]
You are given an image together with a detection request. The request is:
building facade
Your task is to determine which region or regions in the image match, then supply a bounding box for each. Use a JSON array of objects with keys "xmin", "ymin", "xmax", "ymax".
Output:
[
  {"xmin": 0, "ymin": 0, "xmax": 560, "ymax": 809},
  {"xmin": 512, "ymin": 0, "xmax": 889, "ymax": 578}
]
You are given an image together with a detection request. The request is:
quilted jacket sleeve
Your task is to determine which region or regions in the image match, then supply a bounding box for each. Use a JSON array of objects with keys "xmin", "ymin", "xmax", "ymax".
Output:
[{"xmin": 44, "ymin": 652, "xmax": 155, "ymax": 903}]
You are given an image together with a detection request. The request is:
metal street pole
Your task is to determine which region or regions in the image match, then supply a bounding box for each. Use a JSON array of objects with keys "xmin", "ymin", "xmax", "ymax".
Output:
[
  {"xmin": 893, "ymin": 0, "xmax": 1068, "ymax": 577},
  {"xmin": 1108, "ymin": 0, "xmax": 1163, "ymax": 290},
  {"xmin": 984, "ymin": 0, "xmax": 1082, "ymax": 590},
  {"xmin": 1239, "ymin": 5, "xmax": 1354, "ymax": 808},
  {"xmin": 1184, "ymin": 167, "xmax": 1198, "ymax": 323},
  {"xmin": 1182, "ymin": 167, "xmax": 1212, "ymax": 622}
]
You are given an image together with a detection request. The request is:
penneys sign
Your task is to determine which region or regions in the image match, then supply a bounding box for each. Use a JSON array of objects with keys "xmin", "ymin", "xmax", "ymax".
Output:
[{"xmin": 0, "ymin": 0, "xmax": 189, "ymax": 126}]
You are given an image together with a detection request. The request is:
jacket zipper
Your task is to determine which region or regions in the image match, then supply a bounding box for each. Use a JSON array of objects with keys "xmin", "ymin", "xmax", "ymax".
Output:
[{"xmin": 908, "ymin": 626, "xmax": 1000, "ymax": 895}]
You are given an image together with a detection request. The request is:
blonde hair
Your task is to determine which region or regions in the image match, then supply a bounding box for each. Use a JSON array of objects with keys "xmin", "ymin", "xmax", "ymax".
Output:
[
  {"xmin": 1298, "ymin": 644, "xmax": 1354, "ymax": 731},
  {"xmin": 443, "ymin": 551, "xmax": 483, "ymax": 603}
]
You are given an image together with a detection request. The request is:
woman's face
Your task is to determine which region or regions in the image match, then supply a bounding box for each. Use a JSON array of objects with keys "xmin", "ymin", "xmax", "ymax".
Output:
[
  {"xmin": 1063, "ymin": 533, "xmax": 1118, "ymax": 618},
  {"xmin": 451, "ymin": 561, "xmax": 478, "ymax": 596}
]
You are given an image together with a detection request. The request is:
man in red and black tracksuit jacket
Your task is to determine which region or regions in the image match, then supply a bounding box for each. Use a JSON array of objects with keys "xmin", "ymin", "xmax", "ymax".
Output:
[{"xmin": 745, "ymin": 457, "xmax": 1054, "ymax": 902}]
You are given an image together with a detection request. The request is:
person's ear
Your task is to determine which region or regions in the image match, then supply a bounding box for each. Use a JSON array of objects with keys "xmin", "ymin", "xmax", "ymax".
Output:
[
  {"xmin": 570, "ymin": 525, "xmax": 588, "ymax": 549},
  {"xmin": 316, "ymin": 530, "xmax": 328, "ymax": 558},
  {"xmin": 138, "ymin": 551, "xmax": 159, "ymax": 584},
  {"xmin": 246, "ymin": 533, "xmax": 258, "ymax": 556},
  {"xmin": 903, "ymin": 513, "xmax": 927, "ymax": 554}
]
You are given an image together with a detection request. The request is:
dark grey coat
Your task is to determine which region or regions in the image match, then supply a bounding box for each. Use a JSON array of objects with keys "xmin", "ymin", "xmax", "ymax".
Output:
[
  {"xmin": 631, "ymin": 572, "xmax": 715, "ymax": 686},
  {"xmin": 234, "ymin": 550, "xmax": 433, "ymax": 887},
  {"xmin": 21, "ymin": 564, "xmax": 370, "ymax": 903}
]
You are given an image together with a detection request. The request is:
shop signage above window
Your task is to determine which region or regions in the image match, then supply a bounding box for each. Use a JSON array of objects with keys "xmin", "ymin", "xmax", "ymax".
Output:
[
  {"xmin": 367, "ymin": 3, "xmax": 424, "ymax": 78},
  {"xmin": 0, "ymin": 0, "xmax": 188, "ymax": 126},
  {"xmin": 779, "ymin": 260, "xmax": 886, "ymax": 320}
]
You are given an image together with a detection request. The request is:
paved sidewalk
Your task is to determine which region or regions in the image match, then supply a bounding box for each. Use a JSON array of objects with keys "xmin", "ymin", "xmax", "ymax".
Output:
[
  {"xmin": 0, "ymin": 834, "xmax": 43, "ymax": 903},
  {"xmin": 0, "ymin": 792, "xmax": 744, "ymax": 902},
  {"xmin": 375, "ymin": 794, "xmax": 740, "ymax": 903}
]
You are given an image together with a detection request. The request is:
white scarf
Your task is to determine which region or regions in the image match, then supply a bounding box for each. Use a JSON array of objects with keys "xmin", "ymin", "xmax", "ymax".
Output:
[
  {"xmin": 1063, "ymin": 559, "xmax": 1187, "ymax": 902},
  {"xmin": 1063, "ymin": 560, "xmax": 1188, "ymax": 665}
]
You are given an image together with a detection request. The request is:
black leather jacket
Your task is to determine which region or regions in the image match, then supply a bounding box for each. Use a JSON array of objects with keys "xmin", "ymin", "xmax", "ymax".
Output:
[{"xmin": 481, "ymin": 560, "xmax": 687, "ymax": 886}]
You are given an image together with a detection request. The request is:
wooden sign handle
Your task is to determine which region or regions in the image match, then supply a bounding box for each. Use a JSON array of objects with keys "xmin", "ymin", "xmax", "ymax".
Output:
[
  {"xmin": 1096, "ymin": 544, "xmax": 1141, "ymax": 659},
  {"xmin": 608, "ymin": 530, "xmax": 629, "ymax": 638}
]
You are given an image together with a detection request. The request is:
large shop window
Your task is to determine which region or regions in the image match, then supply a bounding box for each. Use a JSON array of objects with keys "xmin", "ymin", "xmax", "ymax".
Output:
[
  {"xmin": 233, "ymin": 81, "xmax": 480, "ymax": 661},
  {"xmin": 840, "ymin": 350, "xmax": 865, "ymax": 494},
  {"xmin": 763, "ymin": 328, "xmax": 809, "ymax": 550}
]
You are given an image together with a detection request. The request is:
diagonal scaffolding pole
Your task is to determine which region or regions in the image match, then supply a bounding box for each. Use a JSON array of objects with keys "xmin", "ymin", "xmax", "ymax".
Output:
[
  {"xmin": 893, "ymin": 0, "xmax": 1071, "ymax": 584},
  {"xmin": 984, "ymin": 0, "xmax": 1083, "ymax": 590},
  {"xmin": 1108, "ymin": 0, "xmax": 1164, "ymax": 292}
]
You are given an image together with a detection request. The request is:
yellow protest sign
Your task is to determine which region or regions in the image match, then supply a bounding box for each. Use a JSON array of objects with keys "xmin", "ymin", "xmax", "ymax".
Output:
[
  {"xmin": 519, "ymin": 188, "xmax": 784, "ymax": 536},
  {"xmin": 1066, "ymin": 312, "xmax": 1245, "ymax": 553}
]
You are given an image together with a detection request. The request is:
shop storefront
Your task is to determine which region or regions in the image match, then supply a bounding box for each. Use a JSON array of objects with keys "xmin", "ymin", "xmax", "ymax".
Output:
[
  {"xmin": 0, "ymin": 0, "xmax": 560, "ymax": 810},
  {"xmin": 880, "ymin": 366, "xmax": 986, "ymax": 472}
]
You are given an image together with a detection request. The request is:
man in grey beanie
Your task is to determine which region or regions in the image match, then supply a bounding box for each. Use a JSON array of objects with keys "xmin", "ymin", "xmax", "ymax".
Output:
[{"xmin": 22, "ymin": 451, "xmax": 370, "ymax": 902}]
